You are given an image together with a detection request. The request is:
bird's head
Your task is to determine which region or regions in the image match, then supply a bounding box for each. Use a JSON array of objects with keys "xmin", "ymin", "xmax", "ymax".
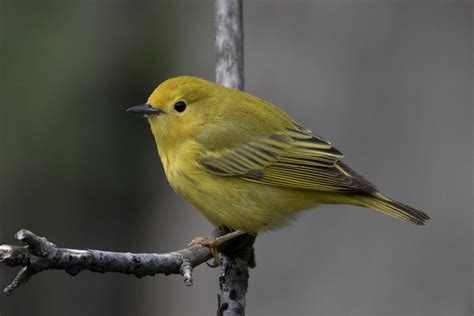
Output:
[
  {"xmin": 128, "ymin": 76, "xmax": 219, "ymax": 152},
  {"xmin": 128, "ymin": 75, "xmax": 292, "ymax": 156}
]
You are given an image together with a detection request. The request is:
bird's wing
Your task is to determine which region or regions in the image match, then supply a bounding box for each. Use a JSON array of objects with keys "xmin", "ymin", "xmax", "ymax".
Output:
[{"xmin": 199, "ymin": 124, "xmax": 377, "ymax": 193}]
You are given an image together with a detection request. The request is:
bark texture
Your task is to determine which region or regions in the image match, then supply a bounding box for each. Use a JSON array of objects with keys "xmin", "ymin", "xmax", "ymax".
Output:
[
  {"xmin": 0, "ymin": 229, "xmax": 214, "ymax": 295},
  {"xmin": 215, "ymin": 0, "xmax": 244, "ymax": 91}
]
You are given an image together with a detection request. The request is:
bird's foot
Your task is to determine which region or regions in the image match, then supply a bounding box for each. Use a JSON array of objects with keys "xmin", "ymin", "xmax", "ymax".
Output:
[
  {"xmin": 188, "ymin": 236, "xmax": 220, "ymax": 267},
  {"xmin": 187, "ymin": 230, "xmax": 246, "ymax": 268}
]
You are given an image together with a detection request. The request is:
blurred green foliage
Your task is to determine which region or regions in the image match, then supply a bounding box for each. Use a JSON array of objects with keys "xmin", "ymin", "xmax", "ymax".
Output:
[{"xmin": 1, "ymin": 1, "xmax": 178, "ymax": 193}]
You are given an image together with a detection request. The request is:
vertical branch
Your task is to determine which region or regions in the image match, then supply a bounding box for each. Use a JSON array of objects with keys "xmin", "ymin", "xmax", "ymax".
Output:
[
  {"xmin": 215, "ymin": 1, "xmax": 255, "ymax": 315},
  {"xmin": 214, "ymin": 228, "xmax": 255, "ymax": 316},
  {"xmin": 215, "ymin": 0, "xmax": 244, "ymax": 91}
]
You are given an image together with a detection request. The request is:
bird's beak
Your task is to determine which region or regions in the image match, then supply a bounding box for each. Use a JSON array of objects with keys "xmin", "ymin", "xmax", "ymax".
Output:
[{"xmin": 126, "ymin": 104, "xmax": 162, "ymax": 115}]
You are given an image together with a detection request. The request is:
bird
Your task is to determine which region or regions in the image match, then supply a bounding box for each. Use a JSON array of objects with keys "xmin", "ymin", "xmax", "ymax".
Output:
[{"xmin": 127, "ymin": 76, "xmax": 429, "ymax": 263}]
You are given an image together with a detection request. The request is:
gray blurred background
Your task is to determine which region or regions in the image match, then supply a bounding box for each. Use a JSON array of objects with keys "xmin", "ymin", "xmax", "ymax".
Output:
[{"xmin": 0, "ymin": 0, "xmax": 472, "ymax": 315}]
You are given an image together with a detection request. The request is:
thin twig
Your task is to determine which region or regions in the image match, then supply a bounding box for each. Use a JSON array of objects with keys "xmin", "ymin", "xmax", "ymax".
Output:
[{"xmin": 0, "ymin": 229, "xmax": 220, "ymax": 295}]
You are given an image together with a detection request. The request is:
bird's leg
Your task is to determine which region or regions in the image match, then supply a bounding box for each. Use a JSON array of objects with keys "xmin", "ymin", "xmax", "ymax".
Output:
[{"xmin": 188, "ymin": 230, "xmax": 246, "ymax": 267}]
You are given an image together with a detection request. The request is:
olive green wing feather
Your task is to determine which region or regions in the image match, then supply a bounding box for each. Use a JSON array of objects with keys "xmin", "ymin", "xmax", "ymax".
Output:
[{"xmin": 199, "ymin": 124, "xmax": 376, "ymax": 193}]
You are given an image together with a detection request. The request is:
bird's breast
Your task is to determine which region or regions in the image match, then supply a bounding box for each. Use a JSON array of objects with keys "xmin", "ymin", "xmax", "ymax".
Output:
[{"xmin": 159, "ymin": 141, "xmax": 204, "ymax": 194}]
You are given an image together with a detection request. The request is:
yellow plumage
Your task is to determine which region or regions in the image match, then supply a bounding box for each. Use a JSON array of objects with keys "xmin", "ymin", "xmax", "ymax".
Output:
[{"xmin": 129, "ymin": 76, "xmax": 429, "ymax": 233}]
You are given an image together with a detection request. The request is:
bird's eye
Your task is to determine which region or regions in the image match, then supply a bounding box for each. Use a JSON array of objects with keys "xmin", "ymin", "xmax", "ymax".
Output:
[{"xmin": 174, "ymin": 101, "xmax": 187, "ymax": 113}]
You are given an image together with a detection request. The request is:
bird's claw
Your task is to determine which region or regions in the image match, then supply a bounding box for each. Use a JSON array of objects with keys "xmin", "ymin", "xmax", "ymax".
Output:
[{"xmin": 188, "ymin": 236, "xmax": 220, "ymax": 268}]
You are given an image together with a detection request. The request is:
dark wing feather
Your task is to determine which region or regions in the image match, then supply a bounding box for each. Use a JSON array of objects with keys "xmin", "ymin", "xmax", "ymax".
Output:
[{"xmin": 200, "ymin": 124, "xmax": 376, "ymax": 193}]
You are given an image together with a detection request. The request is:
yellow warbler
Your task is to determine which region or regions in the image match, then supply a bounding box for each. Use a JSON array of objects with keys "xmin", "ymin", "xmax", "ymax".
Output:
[{"xmin": 128, "ymin": 76, "xmax": 429, "ymax": 234}]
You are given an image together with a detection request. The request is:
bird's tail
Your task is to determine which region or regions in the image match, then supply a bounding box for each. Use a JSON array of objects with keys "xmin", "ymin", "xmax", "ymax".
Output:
[{"xmin": 355, "ymin": 193, "xmax": 430, "ymax": 226}]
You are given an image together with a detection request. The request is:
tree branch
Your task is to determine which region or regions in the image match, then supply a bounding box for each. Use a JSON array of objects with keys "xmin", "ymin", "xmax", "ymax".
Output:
[
  {"xmin": 215, "ymin": 1, "xmax": 254, "ymax": 315},
  {"xmin": 216, "ymin": 0, "xmax": 244, "ymax": 91},
  {"xmin": 0, "ymin": 229, "xmax": 219, "ymax": 296},
  {"xmin": 216, "ymin": 229, "xmax": 256, "ymax": 316}
]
